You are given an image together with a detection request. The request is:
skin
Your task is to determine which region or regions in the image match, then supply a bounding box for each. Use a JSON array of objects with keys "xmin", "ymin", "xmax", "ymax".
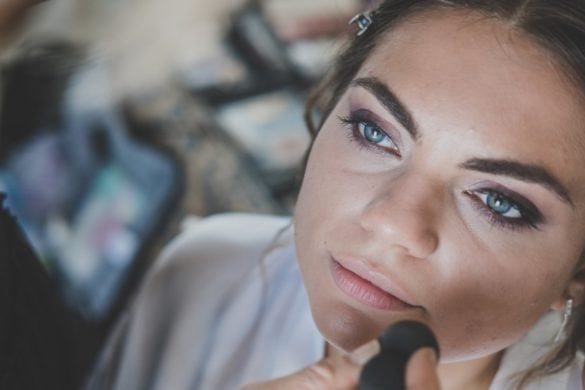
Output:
[{"xmin": 291, "ymin": 9, "xmax": 585, "ymax": 388}]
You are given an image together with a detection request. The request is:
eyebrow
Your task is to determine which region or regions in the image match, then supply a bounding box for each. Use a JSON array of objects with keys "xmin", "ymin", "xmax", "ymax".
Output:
[
  {"xmin": 460, "ymin": 158, "xmax": 574, "ymax": 207},
  {"xmin": 351, "ymin": 77, "xmax": 419, "ymax": 140}
]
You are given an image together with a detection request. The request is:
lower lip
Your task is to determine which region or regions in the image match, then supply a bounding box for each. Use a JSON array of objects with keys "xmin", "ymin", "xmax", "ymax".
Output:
[{"xmin": 330, "ymin": 259, "xmax": 410, "ymax": 311}]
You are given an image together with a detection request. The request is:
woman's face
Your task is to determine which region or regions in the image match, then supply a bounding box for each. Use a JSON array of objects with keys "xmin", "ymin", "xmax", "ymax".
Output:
[{"xmin": 294, "ymin": 10, "xmax": 585, "ymax": 362}]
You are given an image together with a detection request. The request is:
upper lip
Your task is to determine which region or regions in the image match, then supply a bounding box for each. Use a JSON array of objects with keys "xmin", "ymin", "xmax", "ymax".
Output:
[{"xmin": 332, "ymin": 255, "xmax": 419, "ymax": 307}]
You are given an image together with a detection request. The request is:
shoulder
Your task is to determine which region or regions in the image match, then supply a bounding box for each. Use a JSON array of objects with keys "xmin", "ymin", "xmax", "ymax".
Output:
[
  {"xmin": 156, "ymin": 213, "xmax": 292, "ymax": 268},
  {"xmin": 88, "ymin": 214, "xmax": 294, "ymax": 389},
  {"xmin": 146, "ymin": 213, "xmax": 292, "ymax": 293},
  {"xmin": 162, "ymin": 213, "xmax": 291, "ymax": 255}
]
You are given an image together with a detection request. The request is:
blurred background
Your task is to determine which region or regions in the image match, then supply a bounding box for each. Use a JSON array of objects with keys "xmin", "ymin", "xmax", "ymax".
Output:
[{"xmin": 0, "ymin": 0, "xmax": 379, "ymax": 385}]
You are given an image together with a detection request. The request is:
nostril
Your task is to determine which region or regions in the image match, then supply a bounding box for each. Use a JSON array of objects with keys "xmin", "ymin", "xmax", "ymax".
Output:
[{"xmin": 410, "ymin": 230, "xmax": 439, "ymax": 259}]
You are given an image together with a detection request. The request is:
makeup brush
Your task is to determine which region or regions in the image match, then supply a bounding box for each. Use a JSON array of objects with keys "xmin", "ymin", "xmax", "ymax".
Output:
[{"xmin": 359, "ymin": 320, "xmax": 440, "ymax": 390}]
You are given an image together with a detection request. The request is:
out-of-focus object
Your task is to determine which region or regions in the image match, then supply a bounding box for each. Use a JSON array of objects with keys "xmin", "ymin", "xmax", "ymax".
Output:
[
  {"xmin": 0, "ymin": 193, "xmax": 91, "ymax": 390},
  {"xmin": 0, "ymin": 124, "xmax": 181, "ymax": 320},
  {"xmin": 190, "ymin": 0, "xmax": 358, "ymax": 104},
  {"xmin": 263, "ymin": 0, "xmax": 359, "ymax": 42},
  {"xmin": 0, "ymin": 56, "xmax": 182, "ymax": 320},
  {"xmin": 183, "ymin": 0, "xmax": 362, "ymax": 207},
  {"xmin": 0, "ymin": 40, "xmax": 82, "ymax": 159},
  {"xmin": 0, "ymin": 0, "xmax": 47, "ymax": 44},
  {"xmin": 215, "ymin": 90, "xmax": 310, "ymax": 191}
]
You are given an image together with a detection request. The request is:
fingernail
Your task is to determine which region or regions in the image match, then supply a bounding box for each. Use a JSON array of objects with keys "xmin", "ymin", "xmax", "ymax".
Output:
[
  {"xmin": 405, "ymin": 347, "xmax": 440, "ymax": 388},
  {"xmin": 348, "ymin": 339, "xmax": 381, "ymax": 365},
  {"xmin": 417, "ymin": 347, "xmax": 438, "ymax": 365}
]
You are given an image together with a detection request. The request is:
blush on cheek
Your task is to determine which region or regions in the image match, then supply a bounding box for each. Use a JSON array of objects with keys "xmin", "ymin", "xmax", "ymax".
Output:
[
  {"xmin": 434, "ymin": 320, "xmax": 502, "ymax": 362},
  {"xmin": 432, "ymin": 299, "xmax": 544, "ymax": 362}
]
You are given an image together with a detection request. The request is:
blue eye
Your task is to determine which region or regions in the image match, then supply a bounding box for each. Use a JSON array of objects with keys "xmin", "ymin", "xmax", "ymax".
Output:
[
  {"xmin": 360, "ymin": 122, "xmax": 386, "ymax": 144},
  {"xmin": 483, "ymin": 191, "xmax": 521, "ymax": 218},
  {"xmin": 339, "ymin": 112, "xmax": 400, "ymax": 156},
  {"xmin": 467, "ymin": 189, "xmax": 542, "ymax": 231}
]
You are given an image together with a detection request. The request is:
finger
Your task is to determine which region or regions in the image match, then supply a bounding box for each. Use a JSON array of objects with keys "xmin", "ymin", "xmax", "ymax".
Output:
[
  {"xmin": 406, "ymin": 347, "xmax": 440, "ymax": 390},
  {"xmin": 347, "ymin": 338, "xmax": 381, "ymax": 365},
  {"xmin": 243, "ymin": 355, "xmax": 361, "ymax": 390}
]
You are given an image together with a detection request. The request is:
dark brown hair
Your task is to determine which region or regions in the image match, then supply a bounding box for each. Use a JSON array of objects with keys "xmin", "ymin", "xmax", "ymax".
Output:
[{"xmin": 303, "ymin": 0, "xmax": 585, "ymax": 386}]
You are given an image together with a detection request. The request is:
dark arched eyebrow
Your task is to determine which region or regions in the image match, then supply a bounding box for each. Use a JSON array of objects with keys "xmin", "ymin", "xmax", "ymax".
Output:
[
  {"xmin": 460, "ymin": 158, "xmax": 574, "ymax": 207},
  {"xmin": 351, "ymin": 77, "xmax": 419, "ymax": 140}
]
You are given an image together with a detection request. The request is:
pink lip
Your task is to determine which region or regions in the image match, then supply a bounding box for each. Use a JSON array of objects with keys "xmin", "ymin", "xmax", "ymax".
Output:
[{"xmin": 330, "ymin": 258, "xmax": 415, "ymax": 311}]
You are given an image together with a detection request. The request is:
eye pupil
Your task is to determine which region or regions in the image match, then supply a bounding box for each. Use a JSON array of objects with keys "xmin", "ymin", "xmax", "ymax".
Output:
[
  {"xmin": 363, "ymin": 124, "xmax": 385, "ymax": 143},
  {"xmin": 487, "ymin": 192, "xmax": 512, "ymax": 214}
]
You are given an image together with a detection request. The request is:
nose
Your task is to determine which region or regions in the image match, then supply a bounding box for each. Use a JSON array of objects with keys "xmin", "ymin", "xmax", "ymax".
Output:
[{"xmin": 359, "ymin": 175, "xmax": 440, "ymax": 259}]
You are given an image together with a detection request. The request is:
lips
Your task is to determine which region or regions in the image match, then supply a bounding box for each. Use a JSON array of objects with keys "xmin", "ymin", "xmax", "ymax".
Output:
[{"xmin": 330, "ymin": 258, "xmax": 414, "ymax": 311}]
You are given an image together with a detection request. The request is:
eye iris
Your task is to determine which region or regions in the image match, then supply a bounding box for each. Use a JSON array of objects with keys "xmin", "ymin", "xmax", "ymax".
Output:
[
  {"xmin": 486, "ymin": 192, "xmax": 512, "ymax": 214},
  {"xmin": 363, "ymin": 124, "xmax": 385, "ymax": 143}
]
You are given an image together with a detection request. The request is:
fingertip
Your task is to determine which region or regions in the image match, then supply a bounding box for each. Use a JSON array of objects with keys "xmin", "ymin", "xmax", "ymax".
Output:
[
  {"xmin": 416, "ymin": 347, "xmax": 438, "ymax": 365},
  {"xmin": 348, "ymin": 339, "xmax": 381, "ymax": 365},
  {"xmin": 406, "ymin": 347, "xmax": 440, "ymax": 389}
]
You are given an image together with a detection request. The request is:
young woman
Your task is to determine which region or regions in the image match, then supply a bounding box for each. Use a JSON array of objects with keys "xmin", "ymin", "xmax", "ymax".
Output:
[{"xmin": 88, "ymin": 1, "xmax": 585, "ymax": 389}]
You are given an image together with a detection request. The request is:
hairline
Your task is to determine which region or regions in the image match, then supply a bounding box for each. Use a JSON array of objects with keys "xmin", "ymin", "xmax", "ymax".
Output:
[{"xmin": 327, "ymin": 4, "xmax": 585, "ymax": 127}]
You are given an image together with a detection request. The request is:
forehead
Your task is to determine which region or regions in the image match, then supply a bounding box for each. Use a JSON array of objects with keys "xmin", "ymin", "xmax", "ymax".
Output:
[{"xmin": 357, "ymin": 9, "xmax": 585, "ymax": 203}]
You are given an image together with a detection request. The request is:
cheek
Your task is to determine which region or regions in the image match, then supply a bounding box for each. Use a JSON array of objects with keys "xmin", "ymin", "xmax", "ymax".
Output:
[
  {"xmin": 294, "ymin": 126, "xmax": 382, "ymax": 346},
  {"xmin": 427, "ymin": 243, "xmax": 568, "ymax": 360},
  {"xmin": 294, "ymin": 124, "xmax": 384, "ymax": 277},
  {"xmin": 295, "ymin": 131, "xmax": 349, "ymax": 279},
  {"xmin": 295, "ymin": 127, "xmax": 364, "ymax": 237}
]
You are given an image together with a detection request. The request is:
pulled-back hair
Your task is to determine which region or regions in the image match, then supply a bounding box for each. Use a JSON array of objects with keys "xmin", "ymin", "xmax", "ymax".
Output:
[{"xmin": 304, "ymin": 0, "xmax": 585, "ymax": 386}]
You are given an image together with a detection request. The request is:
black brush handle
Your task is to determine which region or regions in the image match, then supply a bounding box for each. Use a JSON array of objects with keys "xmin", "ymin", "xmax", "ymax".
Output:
[{"xmin": 359, "ymin": 321, "xmax": 440, "ymax": 390}]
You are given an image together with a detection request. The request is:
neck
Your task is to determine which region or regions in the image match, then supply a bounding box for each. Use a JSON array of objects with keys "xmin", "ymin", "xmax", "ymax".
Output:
[
  {"xmin": 325, "ymin": 343, "xmax": 503, "ymax": 389},
  {"xmin": 437, "ymin": 351, "xmax": 503, "ymax": 390}
]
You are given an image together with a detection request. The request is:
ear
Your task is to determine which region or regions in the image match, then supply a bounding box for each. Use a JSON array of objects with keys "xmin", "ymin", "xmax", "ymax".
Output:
[{"xmin": 550, "ymin": 267, "xmax": 585, "ymax": 311}]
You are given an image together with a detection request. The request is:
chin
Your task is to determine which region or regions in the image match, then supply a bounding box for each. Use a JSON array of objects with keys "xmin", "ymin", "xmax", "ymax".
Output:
[{"xmin": 312, "ymin": 301, "xmax": 382, "ymax": 352}]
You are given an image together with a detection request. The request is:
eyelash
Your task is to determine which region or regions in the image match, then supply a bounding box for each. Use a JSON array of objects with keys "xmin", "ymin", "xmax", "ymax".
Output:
[
  {"xmin": 338, "ymin": 112, "xmax": 401, "ymax": 157},
  {"xmin": 465, "ymin": 189, "xmax": 543, "ymax": 231}
]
